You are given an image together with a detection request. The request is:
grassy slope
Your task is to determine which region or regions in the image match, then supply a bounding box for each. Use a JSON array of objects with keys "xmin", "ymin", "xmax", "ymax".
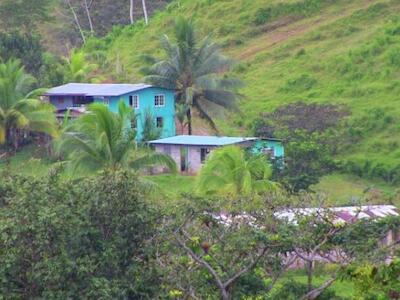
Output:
[{"xmin": 84, "ymin": 0, "xmax": 400, "ymax": 172}]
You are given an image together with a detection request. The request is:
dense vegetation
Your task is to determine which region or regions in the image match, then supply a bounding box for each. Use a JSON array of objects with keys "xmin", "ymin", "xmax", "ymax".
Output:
[
  {"xmin": 1, "ymin": 170, "xmax": 399, "ymax": 299},
  {"xmin": 1, "ymin": 1, "xmax": 400, "ymax": 298}
]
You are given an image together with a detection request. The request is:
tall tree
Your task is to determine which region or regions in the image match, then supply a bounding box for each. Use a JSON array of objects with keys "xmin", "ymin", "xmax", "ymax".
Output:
[
  {"xmin": 57, "ymin": 101, "xmax": 176, "ymax": 173},
  {"xmin": 142, "ymin": 0, "xmax": 149, "ymax": 24},
  {"xmin": 83, "ymin": 0, "xmax": 95, "ymax": 35},
  {"xmin": 130, "ymin": 0, "xmax": 135, "ymax": 24},
  {"xmin": 143, "ymin": 17, "xmax": 241, "ymax": 134},
  {"xmin": 0, "ymin": 59, "xmax": 57, "ymax": 150},
  {"xmin": 175, "ymin": 103, "xmax": 188, "ymax": 134},
  {"xmin": 64, "ymin": 0, "xmax": 87, "ymax": 44},
  {"xmin": 196, "ymin": 146, "xmax": 276, "ymax": 197}
]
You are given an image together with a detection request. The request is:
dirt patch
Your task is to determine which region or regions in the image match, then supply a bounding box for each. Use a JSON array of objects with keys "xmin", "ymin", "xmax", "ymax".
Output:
[{"xmin": 238, "ymin": 17, "xmax": 323, "ymax": 60}]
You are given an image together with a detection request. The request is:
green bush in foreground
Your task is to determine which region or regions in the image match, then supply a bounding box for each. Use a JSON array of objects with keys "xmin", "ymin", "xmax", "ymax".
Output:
[{"xmin": 0, "ymin": 171, "xmax": 161, "ymax": 299}]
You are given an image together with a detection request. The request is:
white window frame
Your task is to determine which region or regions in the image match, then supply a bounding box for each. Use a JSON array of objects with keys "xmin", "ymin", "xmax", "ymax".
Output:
[
  {"xmin": 154, "ymin": 94, "xmax": 165, "ymax": 107},
  {"xmin": 129, "ymin": 94, "xmax": 139, "ymax": 109}
]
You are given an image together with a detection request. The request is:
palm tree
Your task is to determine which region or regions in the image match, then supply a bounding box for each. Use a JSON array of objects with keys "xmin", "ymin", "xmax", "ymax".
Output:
[
  {"xmin": 0, "ymin": 59, "xmax": 58, "ymax": 150},
  {"xmin": 57, "ymin": 101, "xmax": 176, "ymax": 173},
  {"xmin": 143, "ymin": 17, "xmax": 242, "ymax": 134},
  {"xmin": 63, "ymin": 50, "xmax": 98, "ymax": 83},
  {"xmin": 175, "ymin": 103, "xmax": 188, "ymax": 134},
  {"xmin": 196, "ymin": 146, "xmax": 277, "ymax": 197}
]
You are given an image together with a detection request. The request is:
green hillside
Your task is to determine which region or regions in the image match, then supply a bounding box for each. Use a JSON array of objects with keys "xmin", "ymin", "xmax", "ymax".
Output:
[{"xmin": 82, "ymin": 0, "xmax": 400, "ymax": 183}]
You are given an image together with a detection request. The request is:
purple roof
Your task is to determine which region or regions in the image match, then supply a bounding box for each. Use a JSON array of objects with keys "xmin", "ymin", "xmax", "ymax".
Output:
[{"xmin": 44, "ymin": 83, "xmax": 153, "ymax": 97}]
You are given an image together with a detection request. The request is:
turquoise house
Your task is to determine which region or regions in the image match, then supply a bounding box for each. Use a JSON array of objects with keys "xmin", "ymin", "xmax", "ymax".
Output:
[
  {"xmin": 44, "ymin": 83, "xmax": 176, "ymax": 141},
  {"xmin": 252, "ymin": 138, "xmax": 284, "ymax": 159}
]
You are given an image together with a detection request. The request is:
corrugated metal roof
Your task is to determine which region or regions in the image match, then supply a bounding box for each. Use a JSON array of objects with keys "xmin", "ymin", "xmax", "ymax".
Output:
[
  {"xmin": 148, "ymin": 135, "xmax": 258, "ymax": 146},
  {"xmin": 44, "ymin": 83, "xmax": 153, "ymax": 97},
  {"xmin": 212, "ymin": 205, "xmax": 399, "ymax": 227},
  {"xmin": 275, "ymin": 205, "xmax": 399, "ymax": 225}
]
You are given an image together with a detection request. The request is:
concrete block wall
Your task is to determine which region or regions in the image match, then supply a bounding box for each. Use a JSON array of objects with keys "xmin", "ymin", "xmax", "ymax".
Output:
[{"xmin": 154, "ymin": 144, "xmax": 216, "ymax": 174}]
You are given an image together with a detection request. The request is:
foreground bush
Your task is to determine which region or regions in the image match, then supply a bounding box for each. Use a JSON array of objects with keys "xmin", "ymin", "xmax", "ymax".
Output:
[{"xmin": 0, "ymin": 171, "xmax": 161, "ymax": 299}]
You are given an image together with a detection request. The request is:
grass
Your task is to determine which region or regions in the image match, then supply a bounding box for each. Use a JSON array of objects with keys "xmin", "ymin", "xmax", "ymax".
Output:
[
  {"xmin": 82, "ymin": 0, "xmax": 400, "ymax": 184},
  {"xmin": 289, "ymin": 274, "xmax": 355, "ymax": 298},
  {"xmin": 268, "ymin": 268, "xmax": 355, "ymax": 298},
  {"xmin": 0, "ymin": 144, "xmax": 54, "ymax": 177},
  {"xmin": 145, "ymin": 173, "xmax": 195, "ymax": 199},
  {"xmin": 312, "ymin": 172, "xmax": 399, "ymax": 206}
]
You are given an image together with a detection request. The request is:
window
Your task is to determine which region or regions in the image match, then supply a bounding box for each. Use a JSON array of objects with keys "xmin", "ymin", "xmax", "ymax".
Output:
[
  {"xmin": 154, "ymin": 94, "xmax": 165, "ymax": 107},
  {"xmin": 57, "ymin": 97, "xmax": 64, "ymax": 104},
  {"xmin": 129, "ymin": 95, "xmax": 139, "ymax": 109},
  {"xmin": 156, "ymin": 117, "xmax": 163, "ymax": 128},
  {"xmin": 103, "ymin": 97, "xmax": 110, "ymax": 106},
  {"xmin": 200, "ymin": 148, "xmax": 210, "ymax": 163},
  {"xmin": 72, "ymin": 96, "xmax": 86, "ymax": 107}
]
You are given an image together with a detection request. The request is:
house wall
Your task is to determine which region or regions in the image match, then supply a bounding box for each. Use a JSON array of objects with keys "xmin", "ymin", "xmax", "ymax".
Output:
[
  {"xmin": 252, "ymin": 140, "xmax": 284, "ymax": 158},
  {"xmin": 154, "ymin": 144, "xmax": 217, "ymax": 174},
  {"xmin": 187, "ymin": 145, "xmax": 217, "ymax": 173},
  {"xmin": 105, "ymin": 87, "xmax": 176, "ymax": 141},
  {"xmin": 49, "ymin": 96, "xmax": 74, "ymax": 110}
]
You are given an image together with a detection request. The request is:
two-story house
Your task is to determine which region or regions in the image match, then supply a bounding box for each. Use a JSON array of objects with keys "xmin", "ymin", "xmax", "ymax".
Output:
[{"xmin": 44, "ymin": 83, "xmax": 176, "ymax": 140}]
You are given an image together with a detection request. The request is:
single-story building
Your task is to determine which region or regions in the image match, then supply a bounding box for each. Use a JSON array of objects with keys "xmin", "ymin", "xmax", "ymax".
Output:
[
  {"xmin": 44, "ymin": 83, "xmax": 176, "ymax": 141},
  {"xmin": 148, "ymin": 135, "xmax": 284, "ymax": 173}
]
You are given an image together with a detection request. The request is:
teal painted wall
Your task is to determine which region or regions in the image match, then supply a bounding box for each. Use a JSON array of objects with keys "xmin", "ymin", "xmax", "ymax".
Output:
[
  {"xmin": 252, "ymin": 140, "xmax": 284, "ymax": 158},
  {"xmin": 95, "ymin": 87, "xmax": 176, "ymax": 141}
]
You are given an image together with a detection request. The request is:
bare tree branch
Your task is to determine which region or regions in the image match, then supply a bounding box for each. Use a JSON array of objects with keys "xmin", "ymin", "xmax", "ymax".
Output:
[{"xmin": 299, "ymin": 276, "xmax": 337, "ymax": 300}]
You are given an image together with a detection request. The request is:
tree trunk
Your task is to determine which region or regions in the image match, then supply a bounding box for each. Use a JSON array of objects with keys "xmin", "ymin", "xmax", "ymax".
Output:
[
  {"xmin": 299, "ymin": 277, "xmax": 336, "ymax": 300},
  {"xmin": 221, "ymin": 289, "xmax": 229, "ymax": 300},
  {"xmin": 307, "ymin": 260, "xmax": 313, "ymax": 293},
  {"xmin": 66, "ymin": 0, "xmax": 86, "ymax": 44},
  {"xmin": 129, "ymin": 0, "xmax": 134, "ymax": 24},
  {"xmin": 141, "ymin": 0, "xmax": 148, "ymax": 24},
  {"xmin": 83, "ymin": 0, "xmax": 94, "ymax": 35},
  {"xmin": 13, "ymin": 129, "xmax": 19, "ymax": 152},
  {"xmin": 181, "ymin": 123, "xmax": 185, "ymax": 135},
  {"xmin": 186, "ymin": 107, "xmax": 192, "ymax": 135}
]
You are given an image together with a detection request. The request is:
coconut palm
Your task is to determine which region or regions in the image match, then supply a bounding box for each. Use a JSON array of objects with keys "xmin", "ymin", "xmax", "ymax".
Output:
[
  {"xmin": 63, "ymin": 50, "xmax": 98, "ymax": 83},
  {"xmin": 143, "ymin": 17, "xmax": 242, "ymax": 134},
  {"xmin": 0, "ymin": 59, "xmax": 58, "ymax": 150},
  {"xmin": 57, "ymin": 101, "xmax": 176, "ymax": 173},
  {"xmin": 196, "ymin": 146, "xmax": 277, "ymax": 197},
  {"xmin": 175, "ymin": 103, "xmax": 188, "ymax": 134}
]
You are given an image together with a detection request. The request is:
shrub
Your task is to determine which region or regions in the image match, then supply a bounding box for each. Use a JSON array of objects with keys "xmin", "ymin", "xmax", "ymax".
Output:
[{"xmin": 0, "ymin": 171, "xmax": 163, "ymax": 299}]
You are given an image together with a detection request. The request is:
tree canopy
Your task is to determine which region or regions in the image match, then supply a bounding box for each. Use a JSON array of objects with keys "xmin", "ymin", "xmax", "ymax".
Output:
[{"xmin": 57, "ymin": 101, "xmax": 176, "ymax": 174}]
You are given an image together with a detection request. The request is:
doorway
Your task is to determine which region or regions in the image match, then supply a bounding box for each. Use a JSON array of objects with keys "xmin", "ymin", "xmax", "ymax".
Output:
[{"xmin": 180, "ymin": 146, "xmax": 188, "ymax": 172}]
